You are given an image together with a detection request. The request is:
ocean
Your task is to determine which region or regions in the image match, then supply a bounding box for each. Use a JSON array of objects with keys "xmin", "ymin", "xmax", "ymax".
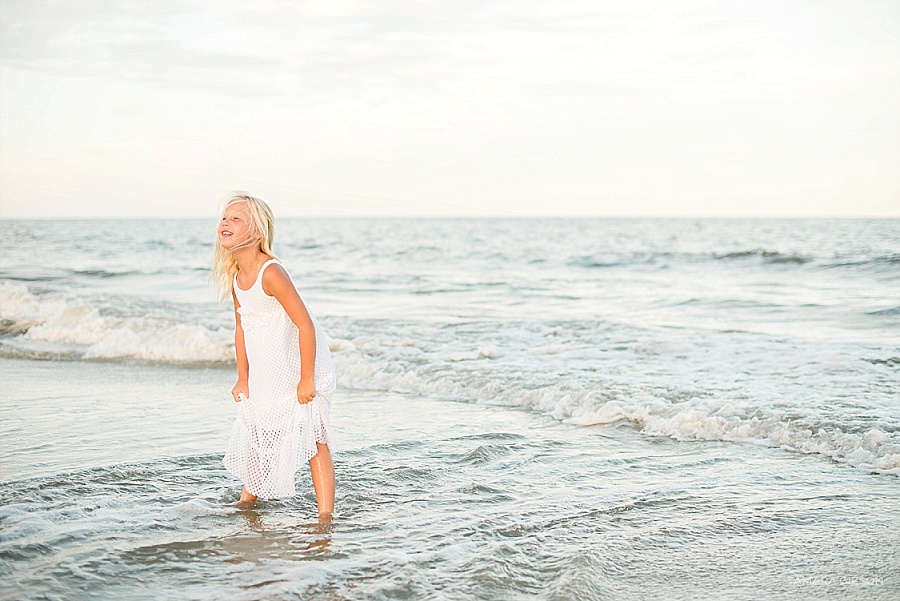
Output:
[{"xmin": 0, "ymin": 217, "xmax": 897, "ymax": 600}]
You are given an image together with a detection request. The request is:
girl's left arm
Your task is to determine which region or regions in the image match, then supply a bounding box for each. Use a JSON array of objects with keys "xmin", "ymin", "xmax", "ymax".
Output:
[{"xmin": 263, "ymin": 264, "xmax": 318, "ymax": 403}]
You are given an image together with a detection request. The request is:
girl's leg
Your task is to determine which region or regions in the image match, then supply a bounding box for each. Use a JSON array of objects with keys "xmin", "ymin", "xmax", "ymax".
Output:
[
  {"xmin": 240, "ymin": 485, "xmax": 258, "ymax": 502},
  {"xmin": 240, "ymin": 450, "xmax": 260, "ymax": 502},
  {"xmin": 308, "ymin": 442, "xmax": 334, "ymax": 518}
]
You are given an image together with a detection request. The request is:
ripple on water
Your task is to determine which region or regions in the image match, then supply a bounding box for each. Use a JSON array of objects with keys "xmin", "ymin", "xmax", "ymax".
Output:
[{"xmin": 2, "ymin": 399, "xmax": 898, "ymax": 600}]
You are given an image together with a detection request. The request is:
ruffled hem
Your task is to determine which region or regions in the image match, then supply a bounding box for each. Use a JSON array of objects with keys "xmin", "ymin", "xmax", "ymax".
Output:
[{"xmin": 223, "ymin": 395, "xmax": 336, "ymax": 500}]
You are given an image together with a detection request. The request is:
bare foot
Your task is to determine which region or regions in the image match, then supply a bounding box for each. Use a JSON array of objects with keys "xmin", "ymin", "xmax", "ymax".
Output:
[
  {"xmin": 239, "ymin": 485, "xmax": 258, "ymax": 503},
  {"xmin": 313, "ymin": 512, "xmax": 334, "ymax": 535}
]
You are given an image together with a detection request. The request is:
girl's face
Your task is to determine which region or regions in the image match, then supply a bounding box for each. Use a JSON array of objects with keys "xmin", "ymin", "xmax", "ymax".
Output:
[{"xmin": 218, "ymin": 202, "xmax": 257, "ymax": 250}]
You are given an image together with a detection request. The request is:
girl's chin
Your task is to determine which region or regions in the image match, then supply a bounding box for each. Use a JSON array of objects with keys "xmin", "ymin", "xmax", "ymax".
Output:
[{"xmin": 219, "ymin": 234, "xmax": 256, "ymax": 250}]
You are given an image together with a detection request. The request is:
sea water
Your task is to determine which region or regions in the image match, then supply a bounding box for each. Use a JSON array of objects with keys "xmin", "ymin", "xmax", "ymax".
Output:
[{"xmin": 0, "ymin": 217, "xmax": 897, "ymax": 600}]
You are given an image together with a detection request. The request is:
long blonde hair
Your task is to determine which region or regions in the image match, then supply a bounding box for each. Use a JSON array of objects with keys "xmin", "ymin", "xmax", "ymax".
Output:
[{"xmin": 211, "ymin": 192, "xmax": 278, "ymax": 301}]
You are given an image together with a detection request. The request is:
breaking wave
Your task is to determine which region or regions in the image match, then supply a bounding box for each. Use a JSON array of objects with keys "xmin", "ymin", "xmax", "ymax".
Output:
[
  {"xmin": 2, "ymin": 276, "xmax": 898, "ymax": 477},
  {"xmin": 0, "ymin": 282, "xmax": 232, "ymax": 365}
]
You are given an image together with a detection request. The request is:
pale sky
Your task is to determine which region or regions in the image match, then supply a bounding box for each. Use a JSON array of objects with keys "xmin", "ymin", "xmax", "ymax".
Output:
[{"xmin": 1, "ymin": 0, "xmax": 898, "ymax": 218}]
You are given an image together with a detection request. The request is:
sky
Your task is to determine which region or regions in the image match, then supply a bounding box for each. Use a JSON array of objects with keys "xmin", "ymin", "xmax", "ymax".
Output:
[{"xmin": 1, "ymin": 0, "xmax": 898, "ymax": 218}]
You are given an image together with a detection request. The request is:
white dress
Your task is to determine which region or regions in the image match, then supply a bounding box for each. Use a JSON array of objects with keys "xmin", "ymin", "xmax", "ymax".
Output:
[{"xmin": 223, "ymin": 259, "xmax": 337, "ymax": 499}]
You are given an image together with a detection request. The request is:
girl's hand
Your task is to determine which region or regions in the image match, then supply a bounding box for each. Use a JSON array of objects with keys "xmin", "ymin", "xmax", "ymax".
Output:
[
  {"xmin": 297, "ymin": 379, "xmax": 316, "ymax": 404},
  {"xmin": 232, "ymin": 379, "xmax": 249, "ymax": 402}
]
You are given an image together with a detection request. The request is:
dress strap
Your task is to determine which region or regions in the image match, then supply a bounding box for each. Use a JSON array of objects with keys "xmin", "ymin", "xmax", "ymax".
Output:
[
  {"xmin": 259, "ymin": 258, "xmax": 280, "ymax": 272},
  {"xmin": 234, "ymin": 258, "xmax": 281, "ymax": 293},
  {"xmin": 254, "ymin": 259, "xmax": 281, "ymax": 287}
]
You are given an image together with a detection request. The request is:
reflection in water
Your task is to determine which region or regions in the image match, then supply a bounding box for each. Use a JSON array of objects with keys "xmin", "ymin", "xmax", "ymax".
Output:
[
  {"xmin": 221, "ymin": 504, "xmax": 335, "ymax": 564},
  {"xmin": 233, "ymin": 500, "xmax": 265, "ymax": 530},
  {"xmin": 307, "ymin": 513, "xmax": 334, "ymax": 556}
]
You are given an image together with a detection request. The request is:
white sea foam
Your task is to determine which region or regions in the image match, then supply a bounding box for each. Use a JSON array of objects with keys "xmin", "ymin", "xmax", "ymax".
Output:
[
  {"xmin": 3, "ymin": 216, "xmax": 898, "ymax": 479},
  {"xmin": 172, "ymin": 499, "xmax": 235, "ymax": 516},
  {"xmin": 326, "ymin": 334, "xmax": 900, "ymax": 476},
  {"xmin": 4, "ymin": 279, "xmax": 897, "ymax": 475},
  {"xmin": 0, "ymin": 282, "xmax": 232, "ymax": 363},
  {"xmin": 563, "ymin": 400, "xmax": 900, "ymax": 475}
]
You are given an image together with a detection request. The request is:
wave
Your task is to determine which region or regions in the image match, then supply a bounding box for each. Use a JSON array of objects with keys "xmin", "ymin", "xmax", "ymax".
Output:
[
  {"xmin": 71, "ymin": 268, "xmax": 143, "ymax": 278},
  {"xmin": 561, "ymin": 400, "xmax": 899, "ymax": 475},
  {"xmin": 866, "ymin": 356, "xmax": 899, "ymax": 367},
  {"xmin": 0, "ymin": 267, "xmax": 172, "ymax": 284},
  {"xmin": 866, "ymin": 306, "xmax": 900, "ymax": 317},
  {"xmin": 571, "ymin": 249, "xmax": 815, "ymax": 269},
  {"xmin": 713, "ymin": 249, "xmax": 811, "ymax": 264},
  {"xmin": 0, "ymin": 282, "xmax": 233, "ymax": 365},
  {"xmin": 329, "ymin": 348, "xmax": 899, "ymax": 476},
  {"xmin": 572, "ymin": 249, "xmax": 899, "ymax": 272},
  {"xmin": 823, "ymin": 253, "xmax": 900, "ymax": 270},
  {"xmin": 0, "ymin": 273, "xmax": 61, "ymax": 283},
  {"xmin": 3, "ymin": 282, "xmax": 897, "ymax": 476},
  {"xmin": 569, "ymin": 257, "xmax": 634, "ymax": 269}
]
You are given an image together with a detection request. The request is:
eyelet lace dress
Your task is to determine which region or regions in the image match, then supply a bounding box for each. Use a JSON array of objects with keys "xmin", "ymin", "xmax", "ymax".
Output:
[{"xmin": 223, "ymin": 259, "xmax": 337, "ymax": 499}]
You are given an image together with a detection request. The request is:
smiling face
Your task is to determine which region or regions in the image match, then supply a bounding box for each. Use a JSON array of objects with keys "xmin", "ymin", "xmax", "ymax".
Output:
[{"xmin": 218, "ymin": 202, "xmax": 258, "ymax": 251}]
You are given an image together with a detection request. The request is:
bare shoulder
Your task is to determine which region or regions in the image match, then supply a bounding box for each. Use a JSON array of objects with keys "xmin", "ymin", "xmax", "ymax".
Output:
[
  {"xmin": 261, "ymin": 262, "xmax": 296, "ymax": 296},
  {"xmin": 263, "ymin": 261, "xmax": 291, "ymax": 281}
]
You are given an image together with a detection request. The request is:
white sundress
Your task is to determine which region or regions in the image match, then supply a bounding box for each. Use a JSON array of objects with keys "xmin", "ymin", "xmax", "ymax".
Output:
[{"xmin": 223, "ymin": 258, "xmax": 337, "ymax": 500}]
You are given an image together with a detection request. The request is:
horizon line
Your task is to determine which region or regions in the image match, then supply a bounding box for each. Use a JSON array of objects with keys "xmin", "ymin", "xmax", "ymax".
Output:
[{"xmin": 1, "ymin": 214, "xmax": 898, "ymax": 220}]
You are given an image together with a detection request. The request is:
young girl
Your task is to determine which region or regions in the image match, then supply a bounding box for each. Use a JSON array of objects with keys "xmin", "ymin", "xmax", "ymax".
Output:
[{"xmin": 212, "ymin": 192, "xmax": 337, "ymax": 518}]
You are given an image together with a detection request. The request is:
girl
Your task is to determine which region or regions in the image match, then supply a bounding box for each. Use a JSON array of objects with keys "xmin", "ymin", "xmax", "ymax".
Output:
[{"xmin": 212, "ymin": 192, "xmax": 337, "ymax": 519}]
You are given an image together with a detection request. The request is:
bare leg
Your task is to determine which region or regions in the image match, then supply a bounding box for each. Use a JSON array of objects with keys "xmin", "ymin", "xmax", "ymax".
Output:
[
  {"xmin": 238, "ymin": 449, "xmax": 260, "ymax": 503},
  {"xmin": 308, "ymin": 442, "xmax": 334, "ymax": 519},
  {"xmin": 240, "ymin": 485, "xmax": 258, "ymax": 503}
]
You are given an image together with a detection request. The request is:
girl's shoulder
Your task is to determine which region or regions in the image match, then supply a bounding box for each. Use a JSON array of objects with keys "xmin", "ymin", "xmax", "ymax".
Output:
[
  {"xmin": 261, "ymin": 256, "xmax": 289, "ymax": 277},
  {"xmin": 260, "ymin": 259, "xmax": 296, "ymax": 296}
]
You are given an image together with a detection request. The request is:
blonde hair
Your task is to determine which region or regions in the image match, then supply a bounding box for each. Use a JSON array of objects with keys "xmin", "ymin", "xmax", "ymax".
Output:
[{"xmin": 211, "ymin": 192, "xmax": 278, "ymax": 301}]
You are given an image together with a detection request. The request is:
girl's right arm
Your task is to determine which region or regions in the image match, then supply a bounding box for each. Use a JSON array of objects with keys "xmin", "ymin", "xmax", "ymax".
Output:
[{"xmin": 231, "ymin": 288, "xmax": 250, "ymax": 402}]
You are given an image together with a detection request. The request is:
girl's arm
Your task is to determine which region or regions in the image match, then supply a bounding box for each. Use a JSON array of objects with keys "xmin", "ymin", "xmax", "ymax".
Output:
[
  {"xmin": 231, "ymin": 288, "xmax": 250, "ymax": 402},
  {"xmin": 263, "ymin": 264, "xmax": 317, "ymax": 404}
]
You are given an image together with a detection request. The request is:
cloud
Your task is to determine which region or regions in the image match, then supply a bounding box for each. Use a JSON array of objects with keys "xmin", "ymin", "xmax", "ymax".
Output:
[
  {"xmin": 0, "ymin": 0, "xmax": 759, "ymax": 107},
  {"xmin": 1, "ymin": 0, "xmax": 898, "ymax": 217}
]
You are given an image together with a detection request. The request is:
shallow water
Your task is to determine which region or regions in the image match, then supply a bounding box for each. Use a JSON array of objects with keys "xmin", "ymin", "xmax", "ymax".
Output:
[
  {"xmin": 2, "ymin": 218, "xmax": 898, "ymax": 475},
  {"xmin": 1, "ymin": 358, "xmax": 898, "ymax": 600},
  {"xmin": 1, "ymin": 217, "xmax": 898, "ymax": 599}
]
